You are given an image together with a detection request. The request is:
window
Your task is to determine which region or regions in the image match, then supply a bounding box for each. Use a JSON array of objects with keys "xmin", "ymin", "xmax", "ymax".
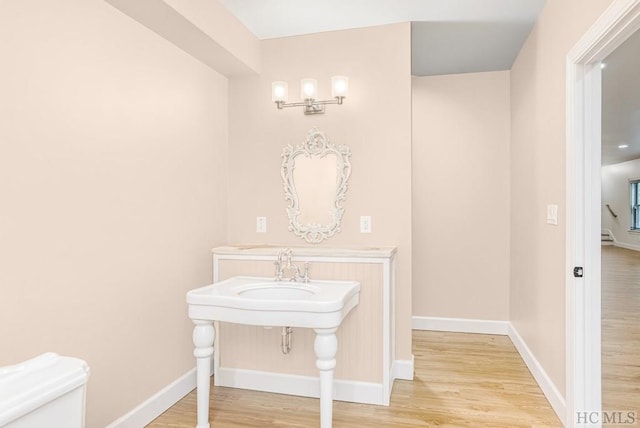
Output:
[{"xmin": 631, "ymin": 179, "xmax": 640, "ymax": 230}]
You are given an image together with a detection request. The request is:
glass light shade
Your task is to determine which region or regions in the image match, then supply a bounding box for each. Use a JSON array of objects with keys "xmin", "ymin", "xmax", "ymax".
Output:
[
  {"xmin": 331, "ymin": 76, "xmax": 348, "ymax": 98},
  {"xmin": 301, "ymin": 78, "xmax": 318, "ymax": 100},
  {"xmin": 271, "ymin": 81, "xmax": 288, "ymax": 102}
]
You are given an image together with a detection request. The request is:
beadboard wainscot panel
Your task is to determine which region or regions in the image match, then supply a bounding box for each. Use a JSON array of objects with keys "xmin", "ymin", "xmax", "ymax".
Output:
[{"xmin": 211, "ymin": 245, "xmax": 396, "ymax": 405}]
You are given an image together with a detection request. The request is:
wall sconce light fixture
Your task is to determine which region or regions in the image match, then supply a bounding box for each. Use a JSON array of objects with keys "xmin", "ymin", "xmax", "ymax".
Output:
[{"xmin": 272, "ymin": 76, "xmax": 348, "ymax": 115}]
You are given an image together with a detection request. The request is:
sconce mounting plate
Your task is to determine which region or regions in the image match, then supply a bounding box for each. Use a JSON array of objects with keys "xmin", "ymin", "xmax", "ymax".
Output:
[{"xmin": 304, "ymin": 104, "xmax": 325, "ymax": 115}]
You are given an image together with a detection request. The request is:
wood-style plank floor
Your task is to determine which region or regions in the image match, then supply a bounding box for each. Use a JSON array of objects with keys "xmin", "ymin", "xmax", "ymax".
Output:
[
  {"xmin": 601, "ymin": 246, "xmax": 640, "ymax": 413},
  {"xmin": 148, "ymin": 331, "xmax": 560, "ymax": 427}
]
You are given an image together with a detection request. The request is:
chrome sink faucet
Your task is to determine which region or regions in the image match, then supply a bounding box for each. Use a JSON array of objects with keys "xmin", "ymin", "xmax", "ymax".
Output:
[
  {"xmin": 274, "ymin": 249, "xmax": 287, "ymax": 281},
  {"xmin": 274, "ymin": 248, "xmax": 310, "ymax": 283}
]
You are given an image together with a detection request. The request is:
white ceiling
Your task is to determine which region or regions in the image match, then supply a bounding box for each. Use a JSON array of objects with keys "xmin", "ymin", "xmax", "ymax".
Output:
[
  {"xmin": 219, "ymin": 0, "xmax": 547, "ymax": 75},
  {"xmin": 602, "ymin": 29, "xmax": 640, "ymax": 166}
]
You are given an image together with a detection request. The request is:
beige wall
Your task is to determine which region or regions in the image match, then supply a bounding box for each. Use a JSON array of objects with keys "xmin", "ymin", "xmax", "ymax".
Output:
[
  {"xmin": 510, "ymin": 0, "xmax": 614, "ymax": 397},
  {"xmin": 412, "ymin": 72, "xmax": 511, "ymax": 321},
  {"xmin": 0, "ymin": 1, "xmax": 228, "ymax": 427},
  {"xmin": 227, "ymin": 24, "xmax": 413, "ymax": 360},
  {"xmin": 602, "ymin": 159, "xmax": 640, "ymax": 248}
]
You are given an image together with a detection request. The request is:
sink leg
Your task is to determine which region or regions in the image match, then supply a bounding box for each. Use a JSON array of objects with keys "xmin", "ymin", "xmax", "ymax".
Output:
[
  {"xmin": 314, "ymin": 328, "xmax": 338, "ymax": 428},
  {"xmin": 193, "ymin": 320, "xmax": 215, "ymax": 428}
]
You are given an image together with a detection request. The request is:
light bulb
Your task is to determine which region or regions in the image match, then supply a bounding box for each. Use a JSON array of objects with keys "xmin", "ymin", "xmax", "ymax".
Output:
[
  {"xmin": 301, "ymin": 78, "xmax": 318, "ymax": 100},
  {"xmin": 331, "ymin": 76, "xmax": 348, "ymax": 98},
  {"xmin": 271, "ymin": 81, "xmax": 288, "ymax": 102}
]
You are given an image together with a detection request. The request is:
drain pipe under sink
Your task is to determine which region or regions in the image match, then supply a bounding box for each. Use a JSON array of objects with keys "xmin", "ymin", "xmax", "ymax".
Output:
[{"xmin": 281, "ymin": 327, "xmax": 293, "ymax": 354}]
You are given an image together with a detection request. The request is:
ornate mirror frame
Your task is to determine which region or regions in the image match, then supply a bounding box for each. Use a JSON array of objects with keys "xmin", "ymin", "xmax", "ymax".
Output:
[{"xmin": 281, "ymin": 127, "xmax": 351, "ymax": 244}]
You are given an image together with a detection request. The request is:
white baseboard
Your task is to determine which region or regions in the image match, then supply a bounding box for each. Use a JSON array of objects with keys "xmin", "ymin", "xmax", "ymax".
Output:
[
  {"xmin": 412, "ymin": 316, "xmax": 509, "ymax": 335},
  {"xmin": 392, "ymin": 356, "xmax": 414, "ymax": 381},
  {"xmin": 216, "ymin": 367, "xmax": 387, "ymax": 405},
  {"xmin": 605, "ymin": 229, "xmax": 640, "ymax": 251},
  {"xmin": 105, "ymin": 368, "xmax": 196, "ymax": 428},
  {"xmin": 613, "ymin": 241, "xmax": 640, "ymax": 251},
  {"xmin": 507, "ymin": 324, "xmax": 566, "ymax": 426}
]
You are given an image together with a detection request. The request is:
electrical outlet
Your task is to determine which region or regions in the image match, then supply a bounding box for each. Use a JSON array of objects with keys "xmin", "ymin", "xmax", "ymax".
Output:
[
  {"xmin": 256, "ymin": 216, "xmax": 267, "ymax": 233},
  {"xmin": 546, "ymin": 205, "xmax": 558, "ymax": 225},
  {"xmin": 360, "ymin": 216, "xmax": 372, "ymax": 233}
]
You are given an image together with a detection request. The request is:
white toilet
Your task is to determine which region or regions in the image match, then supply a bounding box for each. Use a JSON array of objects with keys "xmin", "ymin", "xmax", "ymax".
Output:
[{"xmin": 0, "ymin": 353, "xmax": 89, "ymax": 428}]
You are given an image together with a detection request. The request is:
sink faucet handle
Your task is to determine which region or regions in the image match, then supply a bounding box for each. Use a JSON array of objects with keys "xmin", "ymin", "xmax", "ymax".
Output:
[
  {"xmin": 275, "ymin": 248, "xmax": 294, "ymax": 281},
  {"xmin": 301, "ymin": 262, "xmax": 310, "ymax": 283},
  {"xmin": 275, "ymin": 249, "xmax": 289, "ymax": 281},
  {"xmin": 274, "ymin": 263, "xmax": 283, "ymax": 281},
  {"xmin": 284, "ymin": 248, "xmax": 293, "ymax": 266}
]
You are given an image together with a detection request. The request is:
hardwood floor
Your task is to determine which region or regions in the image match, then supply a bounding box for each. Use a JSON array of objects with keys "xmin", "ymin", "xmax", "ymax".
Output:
[
  {"xmin": 601, "ymin": 246, "xmax": 640, "ymax": 413},
  {"xmin": 148, "ymin": 331, "xmax": 560, "ymax": 427}
]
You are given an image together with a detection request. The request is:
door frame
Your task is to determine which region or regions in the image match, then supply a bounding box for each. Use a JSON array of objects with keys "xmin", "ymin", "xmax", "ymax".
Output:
[{"xmin": 566, "ymin": 0, "xmax": 640, "ymax": 426}]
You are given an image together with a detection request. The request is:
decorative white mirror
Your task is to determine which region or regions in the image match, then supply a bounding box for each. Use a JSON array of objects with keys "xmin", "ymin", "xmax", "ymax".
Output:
[{"xmin": 281, "ymin": 127, "xmax": 351, "ymax": 243}]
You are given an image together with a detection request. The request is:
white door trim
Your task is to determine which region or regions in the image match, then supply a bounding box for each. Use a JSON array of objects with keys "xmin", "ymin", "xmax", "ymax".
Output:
[{"xmin": 566, "ymin": 1, "xmax": 640, "ymax": 426}]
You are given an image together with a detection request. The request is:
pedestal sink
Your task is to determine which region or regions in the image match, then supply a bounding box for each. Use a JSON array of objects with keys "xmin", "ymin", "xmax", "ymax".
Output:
[{"xmin": 187, "ymin": 276, "xmax": 360, "ymax": 428}]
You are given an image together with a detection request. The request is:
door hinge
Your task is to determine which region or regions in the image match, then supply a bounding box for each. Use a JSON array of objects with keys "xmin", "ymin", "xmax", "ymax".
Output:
[{"xmin": 573, "ymin": 266, "xmax": 584, "ymax": 278}]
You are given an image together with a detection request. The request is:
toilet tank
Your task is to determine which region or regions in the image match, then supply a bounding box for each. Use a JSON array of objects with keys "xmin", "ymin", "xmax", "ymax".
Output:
[{"xmin": 0, "ymin": 353, "xmax": 89, "ymax": 428}]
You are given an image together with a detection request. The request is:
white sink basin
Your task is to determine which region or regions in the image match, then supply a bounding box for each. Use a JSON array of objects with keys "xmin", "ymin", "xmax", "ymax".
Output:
[
  {"xmin": 187, "ymin": 274, "xmax": 361, "ymax": 428},
  {"xmin": 237, "ymin": 284, "xmax": 315, "ymax": 299},
  {"xmin": 187, "ymin": 276, "xmax": 360, "ymax": 329}
]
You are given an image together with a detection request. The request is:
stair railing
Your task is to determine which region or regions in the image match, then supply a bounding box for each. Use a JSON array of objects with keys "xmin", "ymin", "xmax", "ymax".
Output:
[{"xmin": 605, "ymin": 204, "xmax": 618, "ymax": 218}]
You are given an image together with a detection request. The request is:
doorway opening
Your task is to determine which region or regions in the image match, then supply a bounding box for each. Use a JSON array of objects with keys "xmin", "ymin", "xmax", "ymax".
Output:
[
  {"xmin": 566, "ymin": 0, "xmax": 640, "ymax": 426},
  {"xmin": 600, "ymin": 27, "xmax": 640, "ymax": 419}
]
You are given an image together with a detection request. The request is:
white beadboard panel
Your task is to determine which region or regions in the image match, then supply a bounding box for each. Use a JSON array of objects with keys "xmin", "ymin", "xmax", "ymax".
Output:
[
  {"xmin": 386, "ymin": 257, "xmax": 394, "ymax": 377},
  {"xmin": 217, "ymin": 259, "xmax": 383, "ymax": 383}
]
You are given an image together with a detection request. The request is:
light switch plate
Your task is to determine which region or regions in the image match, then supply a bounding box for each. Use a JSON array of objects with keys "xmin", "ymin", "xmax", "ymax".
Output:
[
  {"xmin": 360, "ymin": 216, "xmax": 372, "ymax": 233},
  {"xmin": 546, "ymin": 205, "xmax": 558, "ymax": 225},
  {"xmin": 256, "ymin": 216, "xmax": 267, "ymax": 233}
]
